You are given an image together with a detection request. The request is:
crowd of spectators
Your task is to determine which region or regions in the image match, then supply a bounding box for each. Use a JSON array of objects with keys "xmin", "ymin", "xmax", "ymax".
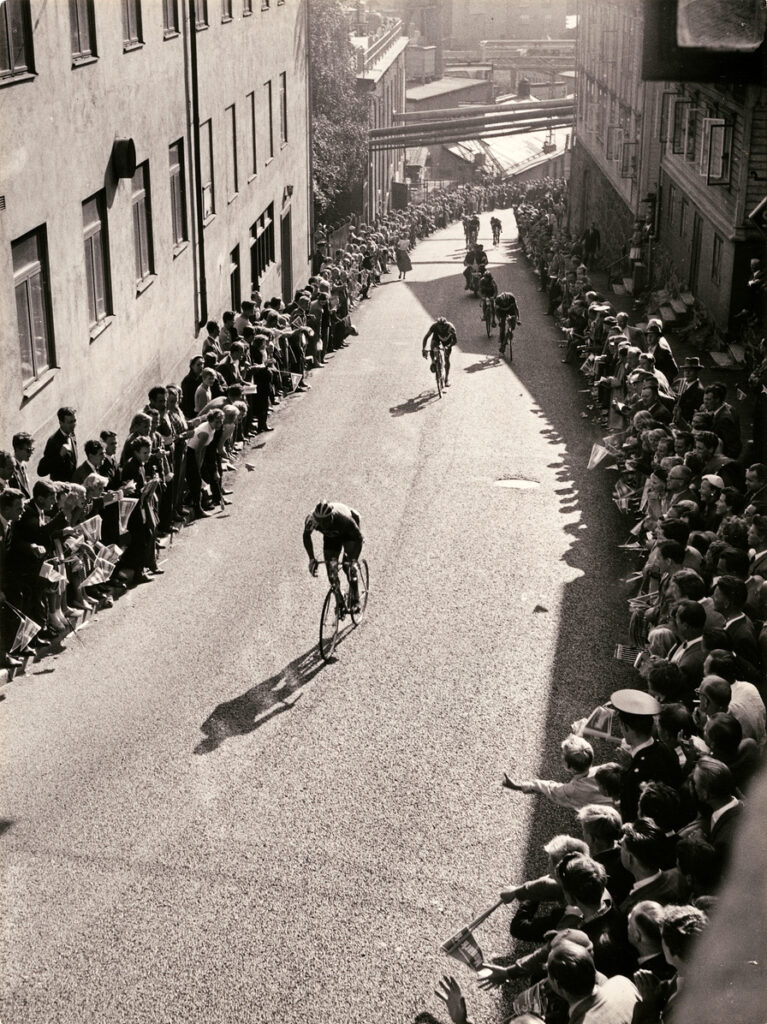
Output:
[
  {"xmin": 0, "ymin": 181, "xmax": 511, "ymax": 678},
  {"xmin": 433, "ymin": 179, "xmax": 765, "ymax": 1024}
]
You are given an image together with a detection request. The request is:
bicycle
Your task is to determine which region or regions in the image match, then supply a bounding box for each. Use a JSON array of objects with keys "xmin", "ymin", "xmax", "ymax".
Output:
[
  {"xmin": 492, "ymin": 227, "xmax": 501, "ymax": 246},
  {"xmin": 428, "ymin": 343, "xmax": 446, "ymax": 398},
  {"xmin": 318, "ymin": 557, "xmax": 370, "ymax": 662},
  {"xmin": 499, "ymin": 314, "xmax": 516, "ymax": 361}
]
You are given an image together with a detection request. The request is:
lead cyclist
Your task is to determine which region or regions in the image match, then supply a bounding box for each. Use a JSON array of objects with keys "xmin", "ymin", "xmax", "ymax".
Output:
[
  {"xmin": 422, "ymin": 317, "xmax": 458, "ymax": 387},
  {"xmin": 304, "ymin": 500, "xmax": 364, "ymax": 615}
]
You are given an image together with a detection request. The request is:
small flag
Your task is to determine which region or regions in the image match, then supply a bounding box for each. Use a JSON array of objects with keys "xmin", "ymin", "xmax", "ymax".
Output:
[
  {"xmin": 77, "ymin": 515, "xmax": 102, "ymax": 544},
  {"xmin": 440, "ymin": 899, "xmax": 503, "ymax": 971},
  {"xmin": 7, "ymin": 606, "xmax": 42, "ymax": 654},
  {"xmin": 588, "ymin": 443, "xmax": 610, "ymax": 469},
  {"xmin": 39, "ymin": 560, "xmax": 66, "ymax": 584},
  {"xmin": 83, "ymin": 555, "xmax": 117, "ymax": 586},
  {"xmin": 118, "ymin": 498, "xmax": 139, "ymax": 534}
]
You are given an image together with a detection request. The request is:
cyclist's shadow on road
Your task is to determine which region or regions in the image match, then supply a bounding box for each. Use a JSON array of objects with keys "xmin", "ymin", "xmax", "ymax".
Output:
[
  {"xmin": 389, "ymin": 390, "xmax": 440, "ymax": 416},
  {"xmin": 194, "ymin": 645, "xmax": 326, "ymax": 754}
]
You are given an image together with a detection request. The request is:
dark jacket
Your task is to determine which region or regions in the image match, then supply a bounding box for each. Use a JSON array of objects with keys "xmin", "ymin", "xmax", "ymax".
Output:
[{"xmin": 38, "ymin": 429, "xmax": 78, "ymax": 482}]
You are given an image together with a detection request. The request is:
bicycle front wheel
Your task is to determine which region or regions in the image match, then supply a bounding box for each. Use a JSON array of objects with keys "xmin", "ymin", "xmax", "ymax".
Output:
[
  {"xmin": 319, "ymin": 589, "xmax": 340, "ymax": 661},
  {"xmin": 485, "ymin": 305, "xmax": 493, "ymax": 337},
  {"xmin": 435, "ymin": 352, "xmax": 443, "ymax": 398},
  {"xmin": 351, "ymin": 560, "xmax": 369, "ymax": 623}
]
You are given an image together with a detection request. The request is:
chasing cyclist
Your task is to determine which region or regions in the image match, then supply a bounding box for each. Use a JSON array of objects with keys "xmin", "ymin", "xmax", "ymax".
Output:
[
  {"xmin": 422, "ymin": 317, "xmax": 458, "ymax": 388},
  {"xmin": 463, "ymin": 243, "xmax": 488, "ymax": 292},
  {"xmin": 478, "ymin": 270, "xmax": 498, "ymax": 327},
  {"xmin": 495, "ymin": 291, "xmax": 521, "ymax": 354},
  {"xmin": 304, "ymin": 500, "xmax": 363, "ymax": 616},
  {"xmin": 490, "ymin": 216, "xmax": 502, "ymax": 245}
]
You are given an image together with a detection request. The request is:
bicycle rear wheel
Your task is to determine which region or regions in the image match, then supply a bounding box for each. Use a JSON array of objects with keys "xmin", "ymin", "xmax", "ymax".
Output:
[
  {"xmin": 507, "ymin": 327, "xmax": 514, "ymax": 362},
  {"xmin": 319, "ymin": 589, "xmax": 340, "ymax": 661},
  {"xmin": 485, "ymin": 304, "xmax": 493, "ymax": 337},
  {"xmin": 351, "ymin": 559, "xmax": 369, "ymax": 624}
]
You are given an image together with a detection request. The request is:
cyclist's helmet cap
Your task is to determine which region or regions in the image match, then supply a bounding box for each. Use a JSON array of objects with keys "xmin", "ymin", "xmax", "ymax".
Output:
[{"xmin": 314, "ymin": 500, "xmax": 333, "ymax": 520}]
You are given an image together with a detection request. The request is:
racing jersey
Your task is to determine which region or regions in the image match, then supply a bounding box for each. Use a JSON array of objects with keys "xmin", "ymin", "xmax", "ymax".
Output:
[
  {"xmin": 496, "ymin": 292, "xmax": 519, "ymax": 317},
  {"xmin": 423, "ymin": 320, "xmax": 457, "ymax": 350},
  {"xmin": 479, "ymin": 277, "xmax": 498, "ymax": 299},
  {"xmin": 303, "ymin": 503, "xmax": 362, "ymax": 555}
]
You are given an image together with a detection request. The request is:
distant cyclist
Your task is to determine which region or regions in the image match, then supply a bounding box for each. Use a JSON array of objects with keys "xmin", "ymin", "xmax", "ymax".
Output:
[
  {"xmin": 478, "ymin": 270, "xmax": 498, "ymax": 327},
  {"xmin": 495, "ymin": 291, "xmax": 521, "ymax": 353},
  {"xmin": 463, "ymin": 243, "xmax": 488, "ymax": 291},
  {"xmin": 422, "ymin": 317, "xmax": 458, "ymax": 388},
  {"xmin": 490, "ymin": 216, "xmax": 502, "ymax": 245},
  {"xmin": 304, "ymin": 500, "xmax": 363, "ymax": 615}
]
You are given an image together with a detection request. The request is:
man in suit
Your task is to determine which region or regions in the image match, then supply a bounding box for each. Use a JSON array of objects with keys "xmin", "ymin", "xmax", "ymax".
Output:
[
  {"xmin": 703, "ymin": 382, "xmax": 742, "ymax": 459},
  {"xmin": 612, "ymin": 689, "xmax": 682, "ymax": 822},
  {"xmin": 627, "ymin": 901, "xmax": 676, "ymax": 981},
  {"xmin": 667, "ymin": 599, "xmax": 707, "ymax": 692},
  {"xmin": 577, "ymin": 804, "xmax": 635, "ymax": 907},
  {"xmin": 72, "ymin": 439, "xmax": 106, "ymax": 484},
  {"xmin": 98, "ymin": 430, "xmax": 122, "ymax": 491},
  {"xmin": 0, "ymin": 487, "xmax": 27, "ymax": 670},
  {"xmin": 662, "ymin": 464, "xmax": 698, "ymax": 516},
  {"xmin": 633, "ymin": 906, "xmax": 708, "ymax": 1024},
  {"xmin": 674, "ymin": 357, "xmax": 705, "ymax": 426},
  {"xmin": 618, "ymin": 819, "xmax": 686, "ymax": 914},
  {"xmin": 744, "ymin": 463, "xmax": 767, "ymax": 515},
  {"xmin": 38, "ymin": 407, "xmax": 78, "ymax": 482},
  {"xmin": 9, "ymin": 479, "xmax": 68, "ymax": 631},
  {"xmin": 712, "ymin": 575, "xmax": 761, "ymax": 681},
  {"xmin": 9, "ymin": 433, "xmax": 34, "ymax": 499},
  {"xmin": 691, "ymin": 757, "xmax": 743, "ymax": 862}
]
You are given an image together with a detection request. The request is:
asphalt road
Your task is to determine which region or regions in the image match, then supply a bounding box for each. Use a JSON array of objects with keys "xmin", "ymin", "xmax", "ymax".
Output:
[{"xmin": 0, "ymin": 210, "xmax": 635, "ymax": 1024}]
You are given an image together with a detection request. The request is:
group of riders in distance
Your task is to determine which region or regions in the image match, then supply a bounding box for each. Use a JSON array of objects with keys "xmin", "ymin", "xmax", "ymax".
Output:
[{"xmin": 306, "ymin": 212, "xmax": 521, "ymax": 656}]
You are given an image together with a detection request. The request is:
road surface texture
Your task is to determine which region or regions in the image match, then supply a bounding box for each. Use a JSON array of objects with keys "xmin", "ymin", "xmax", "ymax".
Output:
[{"xmin": 1, "ymin": 211, "xmax": 637, "ymax": 1024}]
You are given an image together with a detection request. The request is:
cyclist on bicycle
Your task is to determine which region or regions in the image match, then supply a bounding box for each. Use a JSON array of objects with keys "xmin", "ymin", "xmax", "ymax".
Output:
[
  {"xmin": 422, "ymin": 317, "xmax": 458, "ymax": 388},
  {"xmin": 490, "ymin": 216, "xmax": 502, "ymax": 244},
  {"xmin": 478, "ymin": 270, "xmax": 498, "ymax": 327},
  {"xmin": 463, "ymin": 243, "xmax": 488, "ymax": 291},
  {"xmin": 469, "ymin": 213, "xmax": 480, "ymax": 245},
  {"xmin": 495, "ymin": 291, "xmax": 521, "ymax": 353},
  {"xmin": 304, "ymin": 500, "xmax": 363, "ymax": 615}
]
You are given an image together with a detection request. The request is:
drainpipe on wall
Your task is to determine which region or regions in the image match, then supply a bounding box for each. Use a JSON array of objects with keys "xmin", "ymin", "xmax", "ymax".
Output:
[{"xmin": 187, "ymin": 0, "xmax": 207, "ymax": 328}]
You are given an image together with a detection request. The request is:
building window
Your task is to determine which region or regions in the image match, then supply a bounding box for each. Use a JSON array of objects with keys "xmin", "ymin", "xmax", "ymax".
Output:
[
  {"xmin": 230, "ymin": 245, "xmax": 241, "ymax": 310},
  {"xmin": 83, "ymin": 193, "xmax": 112, "ymax": 330},
  {"xmin": 200, "ymin": 119, "xmax": 215, "ymax": 220},
  {"xmin": 279, "ymin": 70, "xmax": 288, "ymax": 144},
  {"xmin": 225, "ymin": 103, "xmax": 238, "ymax": 199},
  {"xmin": 195, "ymin": 0, "xmax": 208, "ymax": 27},
  {"xmin": 13, "ymin": 228, "xmax": 55, "ymax": 385},
  {"xmin": 711, "ymin": 234, "xmax": 722, "ymax": 285},
  {"xmin": 169, "ymin": 140, "xmax": 188, "ymax": 246},
  {"xmin": 250, "ymin": 204, "xmax": 274, "ymax": 292},
  {"xmin": 679, "ymin": 198, "xmax": 688, "ymax": 237},
  {"xmin": 1, "ymin": 0, "xmax": 34, "ymax": 78},
  {"xmin": 247, "ymin": 90, "xmax": 257, "ymax": 176},
  {"xmin": 222, "ymin": 0, "xmax": 232, "ymax": 20},
  {"xmin": 131, "ymin": 162, "xmax": 154, "ymax": 286},
  {"xmin": 70, "ymin": 0, "xmax": 97, "ymax": 60},
  {"xmin": 262, "ymin": 0, "xmax": 270, "ymax": 9},
  {"xmin": 265, "ymin": 80, "xmax": 274, "ymax": 160},
  {"xmin": 122, "ymin": 0, "xmax": 143, "ymax": 46},
  {"xmin": 667, "ymin": 183, "xmax": 676, "ymax": 229},
  {"xmin": 163, "ymin": 0, "xmax": 179, "ymax": 34},
  {"xmin": 243, "ymin": 0, "xmax": 252, "ymax": 13}
]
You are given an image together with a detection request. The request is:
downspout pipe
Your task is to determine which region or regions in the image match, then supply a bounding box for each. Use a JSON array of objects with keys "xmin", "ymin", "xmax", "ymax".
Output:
[{"xmin": 188, "ymin": 0, "xmax": 207, "ymax": 328}]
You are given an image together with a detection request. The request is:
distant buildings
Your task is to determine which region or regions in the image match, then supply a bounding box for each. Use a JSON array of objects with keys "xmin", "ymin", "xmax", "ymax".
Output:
[
  {"xmin": 570, "ymin": 0, "xmax": 766, "ymax": 329},
  {"xmin": 1, "ymin": 0, "xmax": 311, "ymax": 448}
]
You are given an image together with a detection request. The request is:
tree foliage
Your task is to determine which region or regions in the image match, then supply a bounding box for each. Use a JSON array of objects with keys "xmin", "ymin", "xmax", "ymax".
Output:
[{"xmin": 309, "ymin": 0, "xmax": 369, "ymax": 216}]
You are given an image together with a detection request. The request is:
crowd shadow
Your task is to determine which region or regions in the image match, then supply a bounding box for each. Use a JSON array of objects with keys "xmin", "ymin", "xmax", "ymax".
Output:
[
  {"xmin": 194, "ymin": 644, "xmax": 328, "ymax": 754},
  {"xmin": 390, "ymin": 391, "xmax": 440, "ymax": 417}
]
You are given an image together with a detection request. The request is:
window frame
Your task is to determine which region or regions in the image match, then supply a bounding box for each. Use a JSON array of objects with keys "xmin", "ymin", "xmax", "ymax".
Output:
[
  {"xmin": 221, "ymin": 0, "xmax": 233, "ymax": 21},
  {"xmin": 70, "ymin": 0, "xmax": 97, "ymax": 62},
  {"xmin": 163, "ymin": 0, "xmax": 179, "ymax": 36},
  {"xmin": 225, "ymin": 103, "xmax": 238, "ymax": 200},
  {"xmin": 195, "ymin": 0, "xmax": 209, "ymax": 28},
  {"xmin": 200, "ymin": 119, "xmax": 215, "ymax": 222},
  {"xmin": 169, "ymin": 139, "xmax": 188, "ymax": 249},
  {"xmin": 82, "ymin": 192, "xmax": 112, "ymax": 332},
  {"xmin": 265, "ymin": 79, "xmax": 274, "ymax": 161},
  {"xmin": 671, "ymin": 98, "xmax": 691, "ymax": 155},
  {"xmin": 243, "ymin": 0, "xmax": 253, "ymax": 13},
  {"xmin": 247, "ymin": 90, "xmax": 257, "ymax": 178},
  {"xmin": 13, "ymin": 226, "xmax": 56, "ymax": 387},
  {"xmin": 121, "ymin": 0, "xmax": 143, "ymax": 48},
  {"xmin": 706, "ymin": 121, "xmax": 734, "ymax": 186},
  {"xmin": 250, "ymin": 204, "xmax": 275, "ymax": 292},
  {"xmin": 279, "ymin": 70, "xmax": 288, "ymax": 145},
  {"xmin": 711, "ymin": 233, "xmax": 723, "ymax": 285},
  {"xmin": 131, "ymin": 162, "xmax": 155, "ymax": 288},
  {"xmin": 1, "ymin": 0, "xmax": 35, "ymax": 80}
]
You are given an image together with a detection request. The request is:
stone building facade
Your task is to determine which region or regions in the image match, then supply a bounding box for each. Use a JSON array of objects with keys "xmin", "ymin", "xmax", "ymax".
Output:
[{"xmin": 0, "ymin": 0, "xmax": 311, "ymax": 450}]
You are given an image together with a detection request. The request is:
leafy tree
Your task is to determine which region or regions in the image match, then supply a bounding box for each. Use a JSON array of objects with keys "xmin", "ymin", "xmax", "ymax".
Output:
[{"xmin": 309, "ymin": 0, "xmax": 369, "ymax": 217}]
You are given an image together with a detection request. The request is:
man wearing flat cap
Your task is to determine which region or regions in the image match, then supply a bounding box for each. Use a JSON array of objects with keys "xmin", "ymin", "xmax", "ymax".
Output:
[
  {"xmin": 645, "ymin": 319, "xmax": 678, "ymax": 383},
  {"xmin": 674, "ymin": 356, "xmax": 705, "ymax": 427},
  {"xmin": 610, "ymin": 689, "xmax": 682, "ymax": 822}
]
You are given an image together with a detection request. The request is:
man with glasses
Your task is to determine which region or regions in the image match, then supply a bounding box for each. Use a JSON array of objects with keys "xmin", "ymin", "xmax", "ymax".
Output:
[{"xmin": 10, "ymin": 433, "xmax": 34, "ymax": 499}]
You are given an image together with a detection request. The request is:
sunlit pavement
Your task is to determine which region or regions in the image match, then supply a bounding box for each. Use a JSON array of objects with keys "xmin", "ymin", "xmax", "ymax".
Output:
[{"xmin": 0, "ymin": 210, "xmax": 635, "ymax": 1024}]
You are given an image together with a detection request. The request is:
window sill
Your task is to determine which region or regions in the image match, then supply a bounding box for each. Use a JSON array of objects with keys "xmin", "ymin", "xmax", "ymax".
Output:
[
  {"xmin": 172, "ymin": 240, "xmax": 189, "ymax": 258},
  {"xmin": 202, "ymin": 213, "xmax": 216, "ymax": 228},
  {"xmin": 22, "ymin": 367, "xmax": 57, "ymax": 404},
  {"xmin": 0, "ymin": 71, "xmax": 37, "ymax": 89},
  {"xmin": 221, "ymin": 15, "xmax": 233, "ymax": 23},
  {"xmin": 136, "ymin": 274, "xmax": 156, "ymax": 296},
  {"xmin": 123, "ymin": 41, "xmax": 144, "ymax": 53},
  {"xmin": 195, "ymin": 23, "xmax": 209, "ymax": 31},
  {"xmin": 243, "ymin": 9, "xmax": 253, "ymax": 15},
  {"xmin": 247, "ymin": 173, "xmax": 257, "ymax": 184},
  {"xmin": 228, "ymin": 192, "xmax": 239, "ymax": 204},
  {"xmin": 89, "ymin": 316, "xmax": 114, "ymax": 342},
  {"xmin": 280, "ymin": 140, "xmax": 288, "ymax": 150},
  {"xmin": 265, "ymin": 157, "xmax": 274, "ymax": 167},
  {"xmin": 72, "ymin": 54, "xmax": 98, "ymax": 68},
  {"xmin": 163, "ymin": 30, "xmax": 180, "ymax": 39}
]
